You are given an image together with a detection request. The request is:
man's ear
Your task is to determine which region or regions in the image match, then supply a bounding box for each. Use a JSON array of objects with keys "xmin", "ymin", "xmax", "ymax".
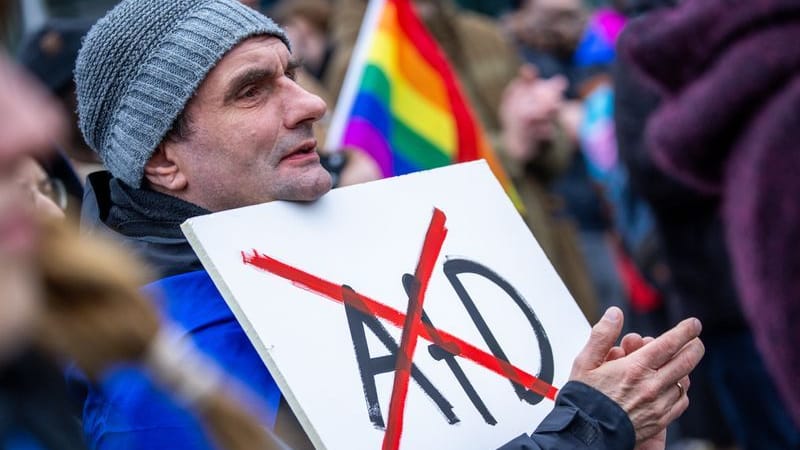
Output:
[{"xmin": 143, "ymin": 142, "xmax": 188, "ymax": 192}]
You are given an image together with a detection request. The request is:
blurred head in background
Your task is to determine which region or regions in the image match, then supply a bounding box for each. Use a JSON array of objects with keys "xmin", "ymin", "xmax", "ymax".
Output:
[
  {"xmin": 0, "ymin": 49, "xmax": 65, "ymax": 362},
  {"xmin": 272, "ymin": 0, "xmax": 332, "ymax": 79},
  {"xmin": 18, "ymin": 18, "xmax": 103, "ymax": 183},
  {"xmin": 515, "ymin": 0, "xmax": 587, "ymax": 57}
]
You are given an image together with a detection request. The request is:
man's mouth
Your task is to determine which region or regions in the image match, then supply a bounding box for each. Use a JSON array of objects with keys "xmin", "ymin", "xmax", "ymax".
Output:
[{"xmin": 281, "ymin": 140, "xmax": 319, "ymax": 162}]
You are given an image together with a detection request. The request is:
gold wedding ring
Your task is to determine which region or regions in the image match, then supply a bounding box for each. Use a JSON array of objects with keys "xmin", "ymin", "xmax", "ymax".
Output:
[{"xmin": 676, "ymin": 381, "xmax": 685, "ymax": 398}]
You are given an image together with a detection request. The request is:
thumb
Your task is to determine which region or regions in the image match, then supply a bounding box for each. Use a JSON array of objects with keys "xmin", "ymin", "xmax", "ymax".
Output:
[{"xmin": 575, "ymin": 307, "xmax": 624, "ymax": 372}]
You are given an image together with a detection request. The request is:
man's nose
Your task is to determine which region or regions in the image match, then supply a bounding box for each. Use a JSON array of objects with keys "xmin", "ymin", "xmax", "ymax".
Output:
[{"xmin": 284, "ymin": 82, "xmax": 327, "ymax": 128}]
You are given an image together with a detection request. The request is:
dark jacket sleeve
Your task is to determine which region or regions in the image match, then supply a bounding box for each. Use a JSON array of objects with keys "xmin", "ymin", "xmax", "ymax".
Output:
[{"xmin": 497, "ymin": 381, "xmax": 635, "ymax": 450}]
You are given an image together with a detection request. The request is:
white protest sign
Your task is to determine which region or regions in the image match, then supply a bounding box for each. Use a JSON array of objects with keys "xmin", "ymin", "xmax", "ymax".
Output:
[{"xmin": 182, "ymin": 160, "xmax": 590, "ymax": 450}]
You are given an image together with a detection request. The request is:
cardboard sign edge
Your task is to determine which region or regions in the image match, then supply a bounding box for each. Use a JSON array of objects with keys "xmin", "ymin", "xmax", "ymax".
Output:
[{"xmin": 180, "ymin": 219, "xmax": 328, "ymax": 450}]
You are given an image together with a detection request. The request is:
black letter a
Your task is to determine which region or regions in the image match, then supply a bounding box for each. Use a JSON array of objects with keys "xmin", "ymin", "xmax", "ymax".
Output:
[{"xmin": 342, "ymin": 285, "xmax": 458, "ymax": 429}]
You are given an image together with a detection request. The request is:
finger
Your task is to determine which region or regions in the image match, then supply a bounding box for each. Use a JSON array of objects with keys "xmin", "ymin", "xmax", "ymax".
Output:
[
  {"xmin": 642, "ymin": 336, "xmax": 655, "ymax": 344},
  {"xmin": 633, "ymin": 317, "xmax": 702, "ymax": 369},
  {"xmin": 635, "ymin": 374, "xmax": 692, "ymax": 442},
  {"xmin": 655, "ymin": 337, "xmax": 705, "ymax": 386},
  {"xmin": 659, "ymin": 378, "xmax": 692, "ymax": 430},
  {"xmin": 675, "ymin": 375, "xmax": 690, "ymax": 401},
  {"xmin": 664, "ymin": 374, "xmax": 689, "ymax": 407},
  {"xmin": 573, "ymin": 307, "xmax": 624, "ymax": 371},
  {"xmin": 605, "ymin": 346, "xmax": 626, "ymax": 362},
  {"xmin": 643, "ymin": 390, "xmax": 691, "ymax": 442},
  {"xmin": 620, "ymin": 333, "xmax": 644, "ymax": 355}
]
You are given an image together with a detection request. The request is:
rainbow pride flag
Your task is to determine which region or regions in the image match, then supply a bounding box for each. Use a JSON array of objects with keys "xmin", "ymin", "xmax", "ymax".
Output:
[{"xmin": 326, "ymin": 0, "xmax": 522, "ymax": 210}]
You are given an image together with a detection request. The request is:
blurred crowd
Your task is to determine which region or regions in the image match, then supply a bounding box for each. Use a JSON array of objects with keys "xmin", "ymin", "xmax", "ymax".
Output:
[{"xmin": 1, "ymin": 0, "xmax": 799, "ymax": 449}]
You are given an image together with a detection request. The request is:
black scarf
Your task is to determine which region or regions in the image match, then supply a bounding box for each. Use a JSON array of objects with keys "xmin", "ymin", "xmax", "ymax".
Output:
[{"xmin": 97, "ymin": 177, "xmax": 210, "ymax": 279}]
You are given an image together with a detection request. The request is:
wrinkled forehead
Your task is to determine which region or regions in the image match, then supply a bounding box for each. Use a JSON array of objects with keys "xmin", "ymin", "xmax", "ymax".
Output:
[
  {"xmin": 207, "ymin": 35, "xmax": 291, "ymax": 80},
  {"xmin": 226, "ymin": 35, "xmax": 291, "ymax": 61},
  {"xmin": 0, "ymin": 55, "xmax": 62, "ymax": 170}
]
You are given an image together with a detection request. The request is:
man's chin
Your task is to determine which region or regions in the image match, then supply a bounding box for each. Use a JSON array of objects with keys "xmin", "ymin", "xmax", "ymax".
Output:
[
  {"xmin": 289, "ymin": 170, "xmax": 333, "ymax": 202},
  {"xmin": 310, "ymin": 172, "xmax": 334, "ymax": 200}
]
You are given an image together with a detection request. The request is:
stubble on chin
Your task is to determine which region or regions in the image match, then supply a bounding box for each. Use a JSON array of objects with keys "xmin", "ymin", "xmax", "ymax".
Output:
[{"xmin": 294, "ymin": 165, "xmax": 333, "ymax": 202}]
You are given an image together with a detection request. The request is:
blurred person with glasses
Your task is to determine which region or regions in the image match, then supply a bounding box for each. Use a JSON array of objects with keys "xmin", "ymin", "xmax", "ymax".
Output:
[{"xmin": 13, "ymin": 156, "xmax": 68, "ymax": 219}]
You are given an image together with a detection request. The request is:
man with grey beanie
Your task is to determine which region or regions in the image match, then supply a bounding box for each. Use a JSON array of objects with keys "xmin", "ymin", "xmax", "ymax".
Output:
[
  {"xmin": 76, "ymin": 0, "xmax": 327, "ymax": 448},
  {"xmin": 74, "ymin": 1, "xmax": 704, "ymax": 449}
]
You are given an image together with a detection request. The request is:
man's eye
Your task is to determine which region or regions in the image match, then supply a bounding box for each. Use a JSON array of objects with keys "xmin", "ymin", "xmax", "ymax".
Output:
[
  {"xmin": 239, "ymin": 86, "xmax": 260, "ymax": 98},
  {"xmin": 285, "ymin": 69, "xmax": 297, "ymax": 81}
]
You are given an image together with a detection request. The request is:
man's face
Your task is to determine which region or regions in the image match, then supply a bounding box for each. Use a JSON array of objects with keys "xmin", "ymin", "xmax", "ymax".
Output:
[{"xmin": 169, "ymin": 35, "xmax": 331, "ymax": 212}]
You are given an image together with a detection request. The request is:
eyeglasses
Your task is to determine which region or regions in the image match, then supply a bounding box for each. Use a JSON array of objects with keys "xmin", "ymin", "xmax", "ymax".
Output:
[
  {"xmin": 18, "ymin": 175, "xmax": 69, "ymax": 212},
  {"xmin": 35, "ymin": 176, "xmax": 68, "ymax": 211}
]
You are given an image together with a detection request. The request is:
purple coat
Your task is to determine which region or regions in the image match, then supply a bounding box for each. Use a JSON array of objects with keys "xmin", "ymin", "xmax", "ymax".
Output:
[{"xmin": 620, "ymin": 0, "xmax": 800, "ymax": 426}]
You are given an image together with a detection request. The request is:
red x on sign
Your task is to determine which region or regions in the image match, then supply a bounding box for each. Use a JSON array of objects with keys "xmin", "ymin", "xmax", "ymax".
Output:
[{"xmin": 242, "ymin": 208, "xmax": 558, "ymax": 450}]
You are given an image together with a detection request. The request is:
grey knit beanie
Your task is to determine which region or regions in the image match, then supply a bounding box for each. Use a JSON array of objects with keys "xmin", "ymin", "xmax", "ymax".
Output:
[{"xmin": 75, "ymin": 0, "xmax": 289, "ymax": 187}]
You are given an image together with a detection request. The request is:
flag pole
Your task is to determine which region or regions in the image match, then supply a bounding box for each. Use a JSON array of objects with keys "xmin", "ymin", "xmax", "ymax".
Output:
[{"xmin": 325, "ymin": 0, "xmax": 388, "ymax": 152}]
